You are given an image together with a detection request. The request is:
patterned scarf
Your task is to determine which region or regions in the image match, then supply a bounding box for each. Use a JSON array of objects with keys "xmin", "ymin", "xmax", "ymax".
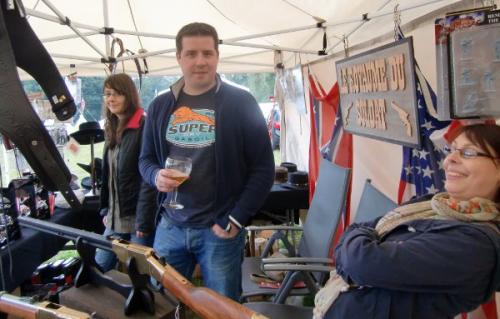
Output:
[
  {"xmin": 376, "ymin": 193, "xmax": 500, "ymax": 236},
  {"xmin": 313, "ymin": 193, "xmax": 500, "ymax": 319}
]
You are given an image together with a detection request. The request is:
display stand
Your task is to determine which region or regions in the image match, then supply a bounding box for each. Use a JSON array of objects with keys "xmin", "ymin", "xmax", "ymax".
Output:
[
  {"xmin": 73, "ymin": 238, "xmax": 156, "ymax": 316},
  {"xmin": 69, "ymin": 122, "xmax": 104, "ymax": 195},
  {"xmin": 61, "ymin": 269, "xmax": 178, "ymax": 319}
]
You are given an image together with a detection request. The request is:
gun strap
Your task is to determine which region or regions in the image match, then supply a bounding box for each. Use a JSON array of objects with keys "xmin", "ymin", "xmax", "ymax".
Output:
[
  {"xmin": 109, "ymin": 37, "xmax": 145, "ymax": 89},
  {"xmin": 2, "ymin": 3, "xmax": 76, "ymax": 121},
  {"xmin": 0, "ymin": 6, "xmax": 81, "ymax": 211}
]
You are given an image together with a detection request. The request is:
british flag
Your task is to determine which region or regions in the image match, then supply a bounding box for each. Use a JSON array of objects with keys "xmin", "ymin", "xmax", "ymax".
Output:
[{"xmin": 308, "ymin": 75, "xmax": 352, "ymax": 248}]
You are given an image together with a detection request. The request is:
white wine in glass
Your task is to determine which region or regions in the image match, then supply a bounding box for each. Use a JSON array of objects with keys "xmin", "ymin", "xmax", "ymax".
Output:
[{"xmin": 163, "ymin": 156, "xmax": 192, "ymax": 209}]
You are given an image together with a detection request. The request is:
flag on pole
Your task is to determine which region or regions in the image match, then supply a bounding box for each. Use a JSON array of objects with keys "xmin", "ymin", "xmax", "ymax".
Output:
[
  {"xmin": 308, "ymin": 75, "xmax": 353, "ymax": 249},
  {"xmin": 396, "ymin": 27, "xmax": 450, "ymax": 204},
  {"xmin": 397, "ymin": 73, "xmax": 450, "ymax": 203},
  {"xmin": 308, "ymin": 75, "xmax": 338, "ymax": 201}
]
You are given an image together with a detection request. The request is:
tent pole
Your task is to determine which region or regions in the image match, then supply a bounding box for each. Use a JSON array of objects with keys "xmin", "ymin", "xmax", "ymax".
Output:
[
  {"xmin": 325, "ymin": 0, "xmax": 453, "ymax": 54},
  {"xmin": 221, "ymin": 49, "xmax": 271, "ymax": 60},
  {"xmin": 325, "ymin": 0, "xmax": 391, "ymax": 54},
  {"xmin": 50, "ymin": 53, "xmax": 103, "ymax": 63},
  {"xmin": 226, "ymin": 23, "xmax": 321, "ymax": 42},
  {"xmin": 367, "ymin": 0, "xmax": 454, "ymax": 21},
  {"xmin": 326, "ymin": 22, "xmax": 367, "ymax": 54},
  {"xmin": 222, "ymin": 41, "xmax": 318, "ymax": 55},
  {"xmin": 103, "ymin": 0, "xmax": 111, "ymax": 58},
  {"xmin": 113, "ymin": 29, "xmax": 176, "ymax": 40},
  {"xmin": 49, "ymin": 48, "xmax": 177, "ymax": 63},
  {"xmin": 114, "ymin": 48, "xmax": 177, "ymax": 61},
  {"xmin": 41, "ymin": 31, "xmax": 100, "ymax": 43},
  {"xmin": 25, "ymin": 8, "xmax": 100, "ymax": 31},
  {"xmin": 40, "ymin": 0, "xmax": 107, "ymax": 59},
  {"xmin": 149, "ymin": 60, "xmax": 273, "ymax": 74},
  {"xmin": 283, "ymin": 29, "xmax": 325, "ymax": 66},
  {"xmin": 308, "ymin": 0, "xmax": 469, "ymax": 67}
]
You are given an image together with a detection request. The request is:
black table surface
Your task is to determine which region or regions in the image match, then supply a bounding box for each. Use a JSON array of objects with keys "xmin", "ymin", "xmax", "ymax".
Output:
[
  {"xmin": 261, "ymin": 183, "xmax": 309, "ymax": 211},
  {"xmin": 0, "ymin": 186, "xmax": 308, "ymax": 291},
  {"xmin": 0, "ymin": 196, "xmax": 102, "ymax": 292},
  {"xmin": 257, "ymin": 183, "xmax": 309, "ymax": 224}
]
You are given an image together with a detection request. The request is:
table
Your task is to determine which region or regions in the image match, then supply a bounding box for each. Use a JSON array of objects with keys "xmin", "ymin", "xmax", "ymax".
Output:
[
  {"xmin": 0, "ymin": 197, "xmax": 102, "ymax": 292},
  {"xmin": 247, "ymin": 184, "xmax": 309, "ymax": 257},
  {"xmin": 60, "ymin": 270, "xmax": 177, "ymax": 319},
  {"xmin": 258, "ymin": 183, "xmax": 309, "ymax": 223}
]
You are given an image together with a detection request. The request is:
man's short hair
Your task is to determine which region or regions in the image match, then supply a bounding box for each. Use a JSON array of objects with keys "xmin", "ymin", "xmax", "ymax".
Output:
[{"xmin": 176, "ymin": 22, "xmax": 219, "ymax": 53}]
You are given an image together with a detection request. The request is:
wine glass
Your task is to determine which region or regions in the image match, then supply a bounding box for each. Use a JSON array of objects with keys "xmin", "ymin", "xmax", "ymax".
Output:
[{"xmin": 163, "ymin": 156, "xmax": 192, "ymax": 209}]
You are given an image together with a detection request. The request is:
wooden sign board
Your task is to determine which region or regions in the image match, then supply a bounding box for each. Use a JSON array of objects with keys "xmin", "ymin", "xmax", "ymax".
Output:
[{"xmin": 336, "ymin": 37, "xmax": 420, "ymax": 147}]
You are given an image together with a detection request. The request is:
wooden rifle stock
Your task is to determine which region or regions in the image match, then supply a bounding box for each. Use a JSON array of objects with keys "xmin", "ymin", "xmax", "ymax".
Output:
[
  {"xmin": 112, "ymin": 240, "xmax": 268, "ymax": 319},
  {"xmin": 15, "ymin": 218, "xmax": 267, "ymax": 319},
  {"xmin": 0, "ymin": 292, "xmax": 91, "ymax": 319}
]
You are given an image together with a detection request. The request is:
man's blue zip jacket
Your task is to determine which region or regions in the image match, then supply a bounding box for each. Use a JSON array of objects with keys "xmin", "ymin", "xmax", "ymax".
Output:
[
  {"xmin": 139, "ymin": 76, "xmax": 275, "ymax": 229},
  {"xmin": 326, "ymin": 216, "xmax": 500, "ymax": 319}
]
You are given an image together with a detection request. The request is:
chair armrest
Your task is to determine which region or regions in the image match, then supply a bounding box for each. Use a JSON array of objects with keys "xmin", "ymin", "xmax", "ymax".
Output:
[
  {"xmin": 245, "ymin": 225, "xmax": 303, "ymax": 232},
  {"xmin": 262, "ymin": 263, "xmax": 334, "ymax": 273},
  {"xmin": 262, "ymin": 257, "xmax": 333, "ymax": 265}
]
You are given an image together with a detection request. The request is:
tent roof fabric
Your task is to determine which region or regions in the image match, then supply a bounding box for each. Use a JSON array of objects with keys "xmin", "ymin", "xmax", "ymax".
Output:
[{"xmin": 18, "ymin": 0, "xmax": 465, "ymax": 76}]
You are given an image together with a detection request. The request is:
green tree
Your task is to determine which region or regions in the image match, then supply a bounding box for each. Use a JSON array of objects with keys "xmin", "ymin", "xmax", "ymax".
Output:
[
  {"xmin": 81, "ymin": 77, "xmax": 104, "ymax": 122},
  {"xmin": 22, "ymin": 72, "xmax": 275, "ymax": 122},
  {"xmin": 134, "ymin": 75, "xmax": 179, "ymax": 110},
  {"xmin": 224, "ymin": 73, "xmax": 275, "ymax": 102}
]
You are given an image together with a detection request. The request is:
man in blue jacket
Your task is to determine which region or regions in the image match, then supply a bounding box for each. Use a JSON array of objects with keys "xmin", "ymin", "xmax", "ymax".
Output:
[{"xmin": 139, "ymin": 22, "xmax": 275, "ymax": 301}]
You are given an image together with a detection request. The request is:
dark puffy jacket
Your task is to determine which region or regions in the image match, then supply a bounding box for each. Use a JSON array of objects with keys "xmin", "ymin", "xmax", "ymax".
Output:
[
  {"xmin": 100, "ymin": 108, "xmax": 157, "ymax": 233},
  {"xmin": 326, "ymin": 216, "xmax": 500, "ymax": 319}
]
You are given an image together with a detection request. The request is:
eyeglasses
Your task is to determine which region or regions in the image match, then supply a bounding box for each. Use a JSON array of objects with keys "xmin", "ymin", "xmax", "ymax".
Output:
[
  {"xmin": 102, "ymin": 92, "xmax": 123, "ymax": 99},
  {"xmin": 443, "ymin": 145, "xmax": 494, "ymax": 159}
]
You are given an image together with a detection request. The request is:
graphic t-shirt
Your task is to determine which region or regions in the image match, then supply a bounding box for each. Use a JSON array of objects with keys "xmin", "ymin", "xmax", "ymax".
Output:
[{"xmin": 164, "ymin": 88, "xmax": 217, "ymax": 226}]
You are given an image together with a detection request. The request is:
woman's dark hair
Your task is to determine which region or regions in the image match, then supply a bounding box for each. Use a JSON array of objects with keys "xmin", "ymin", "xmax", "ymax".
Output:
[
  {"xmin": 102, "ymin": 73, "xmax": 140, "ymax": 148},
  {"xmin": 452, "ymin": 124, "xmax": 500, "ymax": 160}
]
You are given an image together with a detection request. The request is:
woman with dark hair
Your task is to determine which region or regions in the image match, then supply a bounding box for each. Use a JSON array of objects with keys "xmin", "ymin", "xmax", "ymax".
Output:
[
  {"xmin": 95, "ymin": 73, "xmax": 156, "ymax": 272},
  {"xmin": 314, "ymin": 123, "xmax": 500, "ymax": 319}
]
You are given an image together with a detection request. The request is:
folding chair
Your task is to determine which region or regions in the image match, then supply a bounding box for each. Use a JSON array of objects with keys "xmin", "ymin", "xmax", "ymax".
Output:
[
  {"xmin": 241, "ymin": 159, "xmax": 351, "ymax": 303},
  {"xmin": 353, "ymin": 179, "xmax": 397, "ymax": 223},
  {"xmin": 244, "ymin": 180, "xmax": 397, "ymax": 318}
]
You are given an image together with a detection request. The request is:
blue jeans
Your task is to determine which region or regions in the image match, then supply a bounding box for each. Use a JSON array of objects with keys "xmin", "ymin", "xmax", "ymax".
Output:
[
  {"xmin": 154, "ymin": 217, "xmax": 246, "ymax": 301},
  {"xmin": 95, "ymin": 227, "xmax": 155, "ymax": 273}
]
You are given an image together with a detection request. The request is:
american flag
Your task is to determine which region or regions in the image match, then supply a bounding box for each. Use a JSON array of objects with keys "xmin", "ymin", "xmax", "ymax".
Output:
[
  {"xmin": 397, "ymin": 28, "xmax": 450, "ymax": 204},
  {"xmin": 397, "ymin": 72, "xmax": 450, "ymax": 203}
]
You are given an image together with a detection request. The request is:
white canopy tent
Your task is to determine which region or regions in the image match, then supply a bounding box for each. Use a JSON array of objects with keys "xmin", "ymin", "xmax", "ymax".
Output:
[
  {"xmin": 17, "ymin": 0, "xmax": 468, "ymax": 77},
  {"xmin": 14, "ymin": 0, "xmax": 490, "ymax": 201},
  {"xmin": 3, "ymin": 0, "xmax": 500, "ymax": 314},
  {"xmin": 14, "ymin": 0, "xmax": 500, "ymax": 224}
]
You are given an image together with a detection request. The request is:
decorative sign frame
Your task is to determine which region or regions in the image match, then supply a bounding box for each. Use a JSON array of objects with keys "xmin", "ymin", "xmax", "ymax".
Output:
[
  {"xmin": 449, "ymin": 23, "xmax": 500, "ymax": 118},
  {"xmin": 336, "ymin": 37, "xmax": 420, "ymax": 147}
]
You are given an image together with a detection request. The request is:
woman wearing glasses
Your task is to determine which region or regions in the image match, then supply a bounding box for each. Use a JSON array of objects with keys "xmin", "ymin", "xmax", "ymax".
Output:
[
  {"xmin": 95, "ymin": 73, "xmax": 157, "ymax": 272},
  {"xmin": 315, "ymin": 123, "xmax": 500, "ymax": 319}
]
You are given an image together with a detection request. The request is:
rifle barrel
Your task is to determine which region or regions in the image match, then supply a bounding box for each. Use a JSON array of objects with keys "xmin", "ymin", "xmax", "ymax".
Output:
[
  {"xmin": 16, "ymin": 217, "xmax": 269, "ymax": 319},
  {"xmin": 0, "ymin": 292, "xmax": 91, "ymax": 319},
  {"xmin": 18, "ymin": 216, "xmax": 112, "ymax": 251},
  {"xmin": 0, "ymin": 293, "xmax": 37, "ymax": 319}
]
